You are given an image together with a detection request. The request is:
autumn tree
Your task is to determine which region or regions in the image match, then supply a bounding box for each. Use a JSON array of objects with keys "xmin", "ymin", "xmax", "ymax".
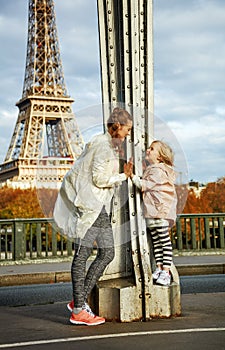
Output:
[
  {"xmin": 200, "ymin": 177, "xmax": 225, "ymax": 213},
  {"xmin": 0, "ymin": 187, "xmax": 57, "ymax": 219},
  {"xmin": 182, "ymin": 177, "xmax": 225, "ymax": 214},
  {"xmin": 183, "ymin": 189, "xmax": 201, "ymax": 213}
]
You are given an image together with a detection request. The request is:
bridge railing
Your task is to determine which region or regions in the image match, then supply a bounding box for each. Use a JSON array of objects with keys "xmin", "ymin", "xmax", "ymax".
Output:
[
  {"xmin": 0, "ymin": 218, "xmax": 74, "ymax": 261},
  {"xmin": 0, "ymin": 213, "xmax": 224, "ymax": 261},
  {"xmin": 172, "ymin": 213, "xmax": 225, "ymax": 251}
]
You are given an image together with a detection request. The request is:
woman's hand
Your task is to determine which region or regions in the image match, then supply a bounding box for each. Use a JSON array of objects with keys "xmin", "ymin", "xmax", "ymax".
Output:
[{"xmin": 124, "ymin": 161, "xmax": 133, "ymax": 179}]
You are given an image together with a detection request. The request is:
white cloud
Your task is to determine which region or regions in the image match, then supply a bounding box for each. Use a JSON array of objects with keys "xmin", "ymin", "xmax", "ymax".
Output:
[{"xmin": 0, "ymin": 0, "xmax": 224, "ymax": 184}]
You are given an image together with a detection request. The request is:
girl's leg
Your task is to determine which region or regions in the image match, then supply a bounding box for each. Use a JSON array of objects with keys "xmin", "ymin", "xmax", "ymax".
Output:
[
  {"xmin": 149, "ymin": 227, "xmax": 163, "ymax": 268},
  {"xmin": 155, "ymin": 225, "xmax": 172, "ymax": 270}
]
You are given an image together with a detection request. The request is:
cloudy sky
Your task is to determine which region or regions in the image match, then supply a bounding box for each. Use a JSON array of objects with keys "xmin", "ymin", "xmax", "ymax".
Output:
[{"xmin": 0, "ymin": 0, "xmax": 225, "ymax": 184}]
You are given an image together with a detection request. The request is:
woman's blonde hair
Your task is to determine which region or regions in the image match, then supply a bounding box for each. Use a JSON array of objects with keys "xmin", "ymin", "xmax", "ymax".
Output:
[
  {"xmin": 151, "ymin": 140, "xmax": 174, "ymax": 166},
  {"xmin": 107, "ymin": 107, "xmax": 132, "ymax": 138}
]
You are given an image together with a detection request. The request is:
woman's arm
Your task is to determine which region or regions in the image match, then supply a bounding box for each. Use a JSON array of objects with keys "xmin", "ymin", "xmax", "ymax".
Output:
[{"xmin": 92, "ymin": 146, "xmax": 126, "ymax": 188}]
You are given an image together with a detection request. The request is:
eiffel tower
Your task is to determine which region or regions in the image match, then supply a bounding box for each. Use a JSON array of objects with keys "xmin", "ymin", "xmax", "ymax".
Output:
[{"xmin": 0, "ymin": 0, "xmax": 83, "ymax": 189}]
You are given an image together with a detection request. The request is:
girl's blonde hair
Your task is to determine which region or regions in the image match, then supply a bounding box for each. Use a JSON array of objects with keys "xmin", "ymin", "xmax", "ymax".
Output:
[{"xmin": 151, "ymin": 140, "xmax": 174, "ymax": 166}]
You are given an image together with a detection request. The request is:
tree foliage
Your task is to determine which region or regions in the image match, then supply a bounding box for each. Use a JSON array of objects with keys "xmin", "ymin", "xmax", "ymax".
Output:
[
  {"xmin": 183, "ymin": 177, "xmax": 225, "ymax": 213},
  {"xmin": 0, "ymin": 177, "xmax": 224, "ymax": 218},
  {"xmin": 0, "ymin": 187, "xmax": 58, "ymax": 219}
]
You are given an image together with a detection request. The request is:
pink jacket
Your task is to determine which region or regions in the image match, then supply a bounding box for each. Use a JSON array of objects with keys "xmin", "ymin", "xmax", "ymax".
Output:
[{"xmin": 132, "ymin": 163, "xmax": 177, "ymax": 225}]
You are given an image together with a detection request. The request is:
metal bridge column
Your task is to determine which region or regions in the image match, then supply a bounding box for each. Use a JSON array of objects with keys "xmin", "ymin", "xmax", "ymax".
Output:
[{"xmin": 93, "ymin": 0, "xmax": 181, "ymax": 321}]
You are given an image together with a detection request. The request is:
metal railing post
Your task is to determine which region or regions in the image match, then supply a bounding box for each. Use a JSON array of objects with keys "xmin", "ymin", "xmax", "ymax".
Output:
[
  {"xmin": 176, "ymin": 217, "xmax": 183, "ymax": 250},
  {"xmin": 14, "ymin": 220, "xmax": 25, "ymax": 260}
]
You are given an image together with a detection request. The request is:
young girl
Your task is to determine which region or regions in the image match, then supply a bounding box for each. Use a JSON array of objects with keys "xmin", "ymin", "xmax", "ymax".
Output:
[{"xmin": 125, "ymin": 140, "xmax": 177, "ymax": 286}]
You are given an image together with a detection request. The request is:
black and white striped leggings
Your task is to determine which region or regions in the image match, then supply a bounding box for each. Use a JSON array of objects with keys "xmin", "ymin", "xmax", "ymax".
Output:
[
  {"xmin": 147, "ymin": 220, "xmax": 173, "ymax": 268},
  {"xmin": 71, "ymin": 207, "xmax": 115, "ymax": 308}
]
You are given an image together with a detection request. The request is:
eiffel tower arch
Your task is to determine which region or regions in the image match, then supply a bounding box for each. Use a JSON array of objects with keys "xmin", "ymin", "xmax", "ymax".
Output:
[{"xmin": 0, "ymin": 0, "xmax": 84, "ymax": 189}]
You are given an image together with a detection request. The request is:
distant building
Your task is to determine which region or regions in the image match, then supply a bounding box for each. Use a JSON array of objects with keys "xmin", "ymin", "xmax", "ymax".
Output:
[{"xmin": 188, "ymin": 180, "xmax": 206, "ymax": 197}]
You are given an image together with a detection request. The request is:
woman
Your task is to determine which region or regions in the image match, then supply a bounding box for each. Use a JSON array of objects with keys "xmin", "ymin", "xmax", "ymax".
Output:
[{"xmin": 53, "ymin": 107, "xmax": 133, "ymax": 325}]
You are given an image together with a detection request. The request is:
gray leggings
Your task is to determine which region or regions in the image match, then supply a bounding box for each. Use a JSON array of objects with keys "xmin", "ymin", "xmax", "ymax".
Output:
[{"xmin": 71, "ymin": 207, "xmax": 115, "ymax": 308}]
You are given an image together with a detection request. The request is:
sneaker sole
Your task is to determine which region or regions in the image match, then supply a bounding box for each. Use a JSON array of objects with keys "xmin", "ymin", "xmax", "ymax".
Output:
[{"xmin": 70, "ymin": 318, "xmax": 105, "ymax": 326}]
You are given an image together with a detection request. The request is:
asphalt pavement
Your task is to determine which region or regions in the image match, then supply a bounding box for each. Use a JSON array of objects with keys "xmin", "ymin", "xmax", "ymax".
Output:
[
  {"xmin": 0, "ymin": 254, "xmax": 224, "ymax": 349},
  {"xmin": 0, "ymin": 289, "xmax": 224, "ymax": 349}
]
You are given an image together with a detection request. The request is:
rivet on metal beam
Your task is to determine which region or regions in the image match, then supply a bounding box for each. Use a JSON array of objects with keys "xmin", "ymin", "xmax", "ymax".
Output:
[
  {"xmin": 132, "ymin": 212, "xmax": 136, "ymax": 216},
  {"xmin": 133, "ymin": 231, "xmax": 137, "ymax": 235},
  {"xmin": 134, "ymin": 140, "xmax": 139, "ymax": 146}
]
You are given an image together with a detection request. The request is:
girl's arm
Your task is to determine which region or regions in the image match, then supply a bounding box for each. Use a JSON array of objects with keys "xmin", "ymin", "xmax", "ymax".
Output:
[{"xmin": 131, "ymin": 174, "xmax": 142, "ymax": 189}]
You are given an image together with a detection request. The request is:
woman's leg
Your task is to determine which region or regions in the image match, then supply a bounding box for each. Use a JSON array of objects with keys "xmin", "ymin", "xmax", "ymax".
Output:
[
  {"xmin": 71, "ymin": 243, "xmax": 93, "ymax": 308},
  {"xmin": 71, "ymin": 207, "xmax": 114, "ymax": 308},
  {"xmin": 84, "ymin": 208, "xmax": 114, "ymax": 301}
]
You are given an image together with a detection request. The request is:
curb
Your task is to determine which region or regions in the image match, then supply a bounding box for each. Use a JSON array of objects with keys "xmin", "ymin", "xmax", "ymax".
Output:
[{"xmin": 0, "ymin": 264, "xmax": 224, "ymax": 287}]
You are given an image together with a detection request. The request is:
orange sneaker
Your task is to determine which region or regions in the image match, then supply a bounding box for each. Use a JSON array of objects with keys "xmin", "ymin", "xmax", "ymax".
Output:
[
  {"xmin": 70, "ymin": 309, "xmax": 105, "ymax": 326},
  {"xmin": 67, "ymin": 301, "xmax": 95, "ymax": 317}
]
